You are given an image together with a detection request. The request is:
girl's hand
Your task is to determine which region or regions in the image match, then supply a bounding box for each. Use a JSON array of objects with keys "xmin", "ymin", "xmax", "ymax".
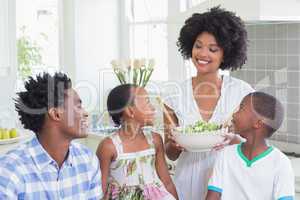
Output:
[
  {"xmin": 167, "ymin": 131, "xmax": 186, "ymax": 152},
  {"xmin": 154, "ymin": 133, "xmax": 179, "ymax": 200}
]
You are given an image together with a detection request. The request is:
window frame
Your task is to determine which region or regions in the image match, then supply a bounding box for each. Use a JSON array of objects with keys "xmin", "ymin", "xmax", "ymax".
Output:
[
  {"xmin": 120, "ymin": 0, "xmax": 169, "ymax": 81},
  {"xmin": 0, "ymin": 0, "xmax": 17, "ymax": 77},
  {"xmin": 11, "ymin": 0, "xmax": 76, "ymax": 82}
]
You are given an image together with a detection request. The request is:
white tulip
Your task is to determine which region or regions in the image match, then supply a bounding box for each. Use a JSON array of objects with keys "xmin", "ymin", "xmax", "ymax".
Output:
[
  {"xmin": 133, "ymin": 59, "xmax": 141, "ymax": 69},
  {"xmin": 126, "ymin": 59, "xmax": 132, "ymax": 69},
  {"xmin": 119, "ymin": 60, "xmax": 128, "ymax": 71},
  {"xmin": 140, "ymin": 58, "xmax": 146, "ymax": 67},
  {"xmin": 148, "ymin": 59, "xmax": 155, "ymax": 69},
  {"xmin": 110, "ymin": 59, "xmax": 119, "ymax": 70}
]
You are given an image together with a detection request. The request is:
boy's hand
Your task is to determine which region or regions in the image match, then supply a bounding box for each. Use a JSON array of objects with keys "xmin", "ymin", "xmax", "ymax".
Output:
[
  {"xmin": 212, "ymin": 129, "xmax": 246, "ymax": 151},
  {"xmin": 212, "ymin": 132, "xmax": 234, "ymax": 151}
]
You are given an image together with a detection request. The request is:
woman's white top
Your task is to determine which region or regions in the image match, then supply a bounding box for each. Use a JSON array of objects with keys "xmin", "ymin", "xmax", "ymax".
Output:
[{"xmin": 163, "ymin": 75, "xmax": 254, "ymax": 200}]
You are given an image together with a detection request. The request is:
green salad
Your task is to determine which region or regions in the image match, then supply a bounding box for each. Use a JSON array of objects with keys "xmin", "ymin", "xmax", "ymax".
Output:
[{"xmin": 182, "ymin": 121, "xmax": 221, "ymax": 134}]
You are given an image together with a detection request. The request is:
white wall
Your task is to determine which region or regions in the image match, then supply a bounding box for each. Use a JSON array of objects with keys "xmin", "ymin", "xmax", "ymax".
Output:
[
  {"xmin": 73, "ymin": 0, "xmax": 120, "ymax": 113},
  {"xmin": 0, "ymin": 0, "xmax": 10, "ymax": 73},
  {"xmin": 0, "ymin": 0, "xmax": 18, "ymax": 128},
  {"xmin": 167, "ymin": 0, "xmax": 186, "ymax": 82},
  {"xmin": 260, "ymin": 0, "xmax": 300, "ymax": 21}
]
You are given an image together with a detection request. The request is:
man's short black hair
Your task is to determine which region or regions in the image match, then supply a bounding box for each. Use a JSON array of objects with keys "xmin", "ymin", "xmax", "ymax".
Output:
[
  {"xmin": 177, "ymin": 6, "xmax": 248, "ymax": 71},
  {"xmin": 15, "ymin": 72, "xmax": 72, "ymax": 134},
  {"xmin": 107, "ymin": 84, "xmax": 137, "ymax": 126},
  {"xmin": 248, "ymin": 92, "xmax": 284, "ymax": 137}
]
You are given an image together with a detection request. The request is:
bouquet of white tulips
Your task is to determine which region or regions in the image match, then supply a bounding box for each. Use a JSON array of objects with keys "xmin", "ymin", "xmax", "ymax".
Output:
[{"xmin": 110, "ymin": 58, "xmax": 155, "ymax": 87}]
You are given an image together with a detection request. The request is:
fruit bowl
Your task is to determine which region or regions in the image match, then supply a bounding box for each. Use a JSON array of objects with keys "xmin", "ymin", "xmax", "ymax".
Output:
[
  {"xmin": 0, "ymin": 136, "xmax": 21, "ymax": 145},
  {"xmin": 172, "ymin": 121, "xmax": 225, "ymax": 152},
  {"xmin": 0, "ymin": 128, "xmax": 25, "ymax": 145}
]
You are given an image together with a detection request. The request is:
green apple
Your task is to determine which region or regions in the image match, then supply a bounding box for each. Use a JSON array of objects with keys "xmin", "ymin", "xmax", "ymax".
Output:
[
  {"xmin": 2, "ymin": 129, "xmax": 10, "ymax": 139},
  {"xmin": 0, "ymin": 128, "xmax": 3, "ymax": 140},
  {"xmin": 9, "ymin": 128, "xmax": 18, "ymax": 138}
]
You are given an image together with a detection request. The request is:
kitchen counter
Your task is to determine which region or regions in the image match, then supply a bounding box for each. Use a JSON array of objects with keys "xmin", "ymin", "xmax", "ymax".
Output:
[
  {"xmin": 268, "ymin": 140, "xmax": 300, "ymax": 154},
  {"xmin": 74, "ymin": 132, "xmax": 106, "ymax": 152},
  {"xmin": 291, "ymin": 158, "xmax": 300, "ymax": 193},
  {"xmin": 0, "ymin": 131, "xmax": 105, "ymax": 155}
]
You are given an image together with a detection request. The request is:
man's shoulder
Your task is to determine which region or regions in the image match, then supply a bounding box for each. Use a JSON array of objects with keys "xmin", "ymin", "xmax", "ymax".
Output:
[
  {"xmin": 70, "ymin": 142, "xmax": 100, "ymax": 176},
  {"xmin": 70, "ymin": 141, "xmax": 96, "ymax": 161},
  {"xmin": 71, "ymin": 140, "xmax": 92, "ymax": 153},
  {"xmin": 0, "ymin": 145, "xmax": 29, "ymax": 178}
]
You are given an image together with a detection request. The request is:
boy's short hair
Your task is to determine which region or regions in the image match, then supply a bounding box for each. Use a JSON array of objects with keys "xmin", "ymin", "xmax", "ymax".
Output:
[{"xmin": 248, "ymin": 92, "xmax": 284, "ymax": 137}]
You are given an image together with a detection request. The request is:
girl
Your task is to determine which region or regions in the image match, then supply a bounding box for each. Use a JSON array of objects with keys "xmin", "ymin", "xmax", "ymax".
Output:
[{"xmin": 97, "ymin": 84, "xmax": 178, "ymax": 200}]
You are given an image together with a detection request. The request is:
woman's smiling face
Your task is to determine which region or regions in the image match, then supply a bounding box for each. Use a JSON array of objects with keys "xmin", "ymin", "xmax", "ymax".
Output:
[{"xmin": 191, "ymin": 32, "xmax": 224, "ymax": 74}]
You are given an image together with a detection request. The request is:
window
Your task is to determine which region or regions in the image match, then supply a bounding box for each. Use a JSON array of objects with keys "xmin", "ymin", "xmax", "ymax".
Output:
[
  {"xmin": 190, "ymin": 0, "xmax": 207, "ymax": 7},
  {"xmin": 16, "ymin": 0, "xmax": 59, "ymax": 82},
  {"xmin": 180, "ymin": 0, "xmax": 207, "ymax": 12},
  {"xmin": 125, "ymin": 0, "xmax": 168, "ymax": 81}
]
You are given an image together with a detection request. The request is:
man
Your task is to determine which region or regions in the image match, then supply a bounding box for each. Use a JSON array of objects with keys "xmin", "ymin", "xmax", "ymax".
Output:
[{"xmin": 0, "ymin": 72, "xmax": 103, "ymax": 199}]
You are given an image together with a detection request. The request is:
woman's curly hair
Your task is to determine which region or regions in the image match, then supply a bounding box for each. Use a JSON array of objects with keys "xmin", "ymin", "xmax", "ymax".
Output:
[
  {"xmin": 177, "ymin": 6, "xmax": 248, "ymax": 71},
  {"xmin": 15, "ymin": 72, "xmax": 72, "ymax": 134}
]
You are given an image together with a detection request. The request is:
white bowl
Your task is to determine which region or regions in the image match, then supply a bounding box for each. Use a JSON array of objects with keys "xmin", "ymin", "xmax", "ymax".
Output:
[{"xmin": 173, "ymin": 128, "xmax": 225, "ymax": 152}]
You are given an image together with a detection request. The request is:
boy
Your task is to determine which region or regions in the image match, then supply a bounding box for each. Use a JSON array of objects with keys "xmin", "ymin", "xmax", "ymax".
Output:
[
  {"xmin": 0, "ymin": 72, "xmax": 103, "ymax": 199},
  {"xmin": 206, "ymin": 92, "xmax": 295, "ymax": 200}
]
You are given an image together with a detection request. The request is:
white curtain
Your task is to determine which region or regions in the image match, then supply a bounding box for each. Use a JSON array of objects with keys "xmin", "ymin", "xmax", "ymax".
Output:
[
  {"xmin": 0, "ymin": 0, "xmax": 10, "ymax": 73},
  {"xmin": 0, "ymin": 0, "xmax": 18, "ymax": 128}
]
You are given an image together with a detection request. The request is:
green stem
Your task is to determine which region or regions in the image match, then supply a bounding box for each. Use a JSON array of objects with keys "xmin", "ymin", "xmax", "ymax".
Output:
[
  {"xmin": 138, "ymin": 68, "xmax": 145, "ymax": 86},
  {"xmin": 133, "ymin": 69, "xmax": 138, "ymax": 85},
  {"xmin": 118, "ymin": 72, "xmax": 126, "ymax": 84},
  {"xmin": 126, "ymin": 68, "xmax": 130, "ymax": 83},
  {"xmin": 142, "ymin": 69, "xmax": 154, "ymax": 87},
  {"xmin": 114, "ymin": 69, "xmax": 123, "ymax": 84},
  {"xmin": 114, "ymin": 69, "xmax": 126, "ymax": 84},
  {"xmin": 141, "ymin": 70, "xmax": 147, "ymax": 87}
]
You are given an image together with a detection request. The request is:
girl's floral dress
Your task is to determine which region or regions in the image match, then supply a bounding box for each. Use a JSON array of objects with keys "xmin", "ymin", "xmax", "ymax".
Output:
[{"xmin": 107, "ymin": 132, "xmax": 176, "ymax": 200}]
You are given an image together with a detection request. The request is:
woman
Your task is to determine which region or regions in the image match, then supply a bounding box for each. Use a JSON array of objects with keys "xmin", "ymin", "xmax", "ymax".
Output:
[{"xmin": 163, "ymin": 7, "xmax": 254, "ymax": 200}]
